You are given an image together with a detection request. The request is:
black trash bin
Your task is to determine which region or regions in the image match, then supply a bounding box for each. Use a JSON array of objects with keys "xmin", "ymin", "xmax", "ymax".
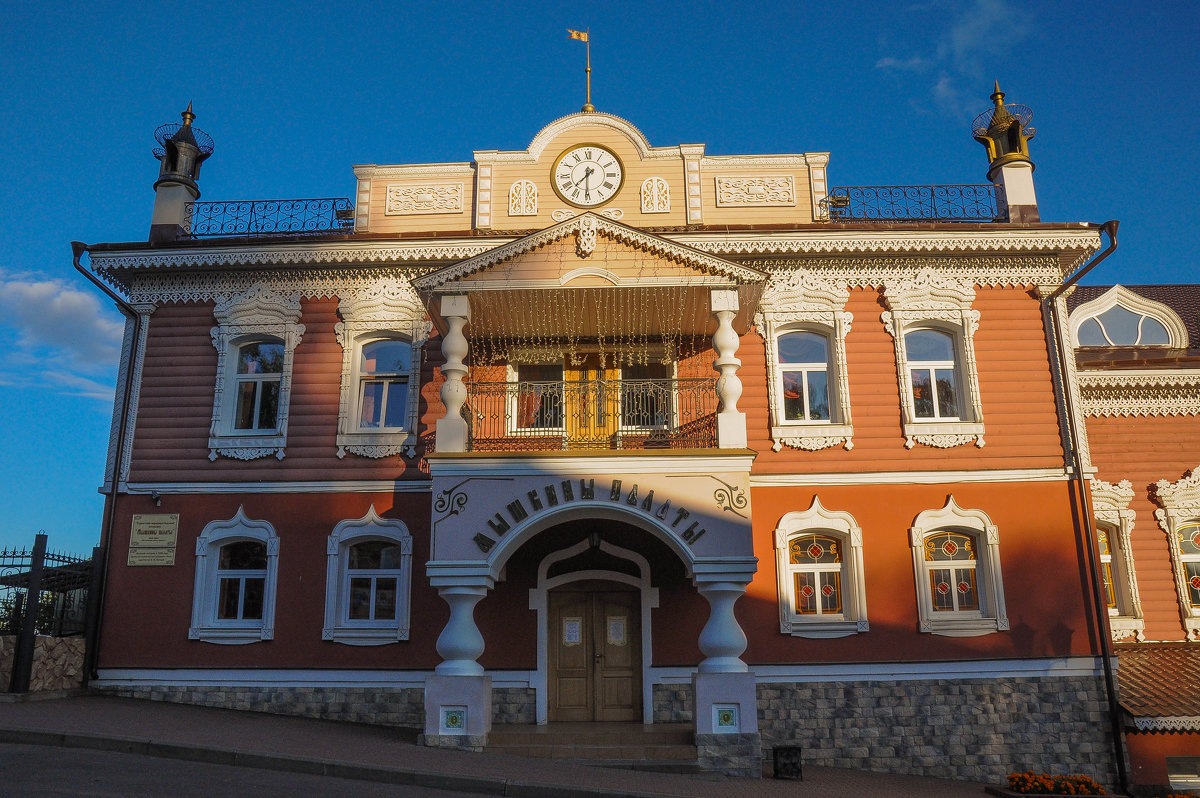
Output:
[{"xmin": 774, "ymin": 745, "xmax": 803, "ymax": 780}]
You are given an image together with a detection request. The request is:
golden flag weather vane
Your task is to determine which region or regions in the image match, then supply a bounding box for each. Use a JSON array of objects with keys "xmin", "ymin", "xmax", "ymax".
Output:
[{"xmin": 567, "ymin": 29, "xmax": 594, "ymax": 113}]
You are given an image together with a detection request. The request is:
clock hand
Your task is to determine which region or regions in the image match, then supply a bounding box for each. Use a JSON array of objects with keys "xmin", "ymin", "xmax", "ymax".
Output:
[{"xmin": 574, "ymin": 166, "xmax": 595, "ymax": 188}]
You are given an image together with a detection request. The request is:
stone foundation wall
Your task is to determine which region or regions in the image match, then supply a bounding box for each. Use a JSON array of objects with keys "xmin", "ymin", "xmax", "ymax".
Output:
[
  {"xmin": 0, "ymin": 635, "xmax": 85, "ymax": 692},
  {"xmin": 696, "ymin": 732, "xmax": 762, "ymax": 778},
  {"xmin": 651, "ymin": 683, "xmax": 693, "ymax": 723},
  {"xmin": 492, "ymin": 687, "xmax": 536, "ymax": 724},
  {"xmin": 95, "ymin": 684, "xmax": 425, "ymax": 727}
]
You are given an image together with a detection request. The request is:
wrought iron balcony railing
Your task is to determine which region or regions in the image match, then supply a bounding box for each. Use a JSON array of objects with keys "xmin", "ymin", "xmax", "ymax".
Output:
[
  {"xmin": 819, "ymin": 185, "xmax": 1007, "ymax": 222},
  {"xmin": 464, "ymin": 377, "xmax": 717, "ymax": 451},
  {"xmin": 184, "ymin": 198, "xmax": 354, "ymax": 238}
]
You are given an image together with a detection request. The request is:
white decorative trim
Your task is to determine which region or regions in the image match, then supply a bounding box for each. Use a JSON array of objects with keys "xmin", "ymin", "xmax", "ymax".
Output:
[
  {"xmin": 475, "ymin": 164, "xmax": 492, "ymax": 228},
  {"xmin": 1154, "ymin": 467, "xmax": 1200, "ymax": 640},
  {"xmin": 333, "ymin": 280, "xmax": 430, "ymax": 459},
  {"xmin": 520, "ymin": 112, "xmax": 665, "ymax": 163},
  {"xmin": 116, "ymin": 304, "xmax": 154, "ymax": 485},
  {"xmin": 103, "ymin": 314, "xmax": 137, "ymax": 487},
  {"xmin": 528, "ymin": 538, "xmax": 659, "ymax": 724},
  {"xmin": 1132, "ymin": 716, "xmax": 1200, "ymax": 732},
  {"xmin": 189, "ymin": 507, "xmax": 279, "ymax": 644},
  {"xmin": 640, "ymin": 177, "xmax": 670, "ymax": 213},
  {"xmin": 1090, "ymin": 478, "xmax": 1145, "ymax": 641},
  {"xmin": 755, "ymin": 269, "xmax": 854, "ymax": 452},
  {"xmin": 1069, "ymin": 285, "xmax": 1189, "ymax": 348},
  {"xmin": 206, "ymin": 285, "xmax": 304, "ymax": 461},
  {"xmin": 354, "ymin": 162, "xmax": 475, "ymax": 179},
  {"xmin": 354, "ymin": 175, "xmax": 370, "ymax": 232},
  {"xmin": 384, "ymin": 183, "xmax": 463, "ymax": 215},
  {"xmin": 508, "ymin": 180, "xmax": 537, "ymax": 216},
  {"xmin": 124, "ymin": 481, "xmax": 432, "ymax": 494},
  {"xmin": 909, "ymin": 496, "xmax": 1008, "ymax": 637},
  {"xmin": 684, "ymin": 154, "xmax": 703, "ymax": 224},
  {"xmin": 323, "ymin": 506, "xmax": 413, "ymax": 645},
  {"xmin": 881, "ymin": 268, "xmax": 985, "ymax": 449},
  {"xmin": 551, "ymin": 207, "xmax": 624, "ymax": 222},
  {"xmin": 94, "ymin": 667, "xmax": 529, "ymax": 688},
  {"xmin": 1078, "ymin": 371, "xmax": 1200, "ymax": 418},
  {"xmin": 750, "ymin": 467, "xmax": 1070, "ymax": 487},
  {"xmin": 714, "ymin": 176, "xmax": 795, "ymax": 207},
  {"xmin": 650, "ymin": 656, "xmax": 1104, "ymax": 684},
  {"xmin": 411, "ymin": 213, "xmax": 767, "ymax": 290},
  {"xmin": 773, "ymin": 497, "xmax": 867, "ymax": 638}
]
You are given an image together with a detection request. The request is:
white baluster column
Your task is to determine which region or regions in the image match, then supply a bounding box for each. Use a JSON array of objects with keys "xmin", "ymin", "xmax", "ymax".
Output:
[
  {"xmin": 434, "ymin": 586, "xmax": 487, "ymax": 675},
  {"xmin": 711, "ymin": 288, "xmax": 747, "ymax": 448},
  {"xmin": 436, "ymin": 295, "xmax": 471, "ymax": 453},
  {"xmin": 425, "ymin": 574, "xmax": 493, "ymax": 749},
  {"xmin": 696, "ymin": 579, "xmax": 750, "ymax": 673},
  {"xmin": 693, "ymin": 572, "xmax": 759, "ymax": 768}
]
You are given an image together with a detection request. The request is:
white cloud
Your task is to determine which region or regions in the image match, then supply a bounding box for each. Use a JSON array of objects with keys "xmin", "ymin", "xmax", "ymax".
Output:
[
  {"xmin": 876, "ymin": 55, "xmax": 930, "ymax": 73},
  {"xmin": 0, "ymin": 270, "xmax": 124, "ymax": 399}
]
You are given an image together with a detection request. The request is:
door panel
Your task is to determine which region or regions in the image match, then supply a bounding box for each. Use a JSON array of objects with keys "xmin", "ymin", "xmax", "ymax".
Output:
[
  {"xmin": 549, "ymin": 585, "xmax": 641, "ymax": 722},
  {"xmin": 564, "ymin": 355, "xmax": 619, "ymax": 447}
]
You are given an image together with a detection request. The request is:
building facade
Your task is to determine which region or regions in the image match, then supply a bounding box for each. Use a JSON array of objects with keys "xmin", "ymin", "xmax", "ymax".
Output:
[{"xmin": 80, "ymin": 90, "xmax": 1155, "ymax": 785}]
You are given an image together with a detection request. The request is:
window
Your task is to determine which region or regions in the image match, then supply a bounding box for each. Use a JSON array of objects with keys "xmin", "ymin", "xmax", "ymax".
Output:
[
  {"xmin": 334, "ymin": 284, "xmax": 430, "ymax": 458},
  {"xmin": 1153, "ymin": 467, "xmax": 1200, "ymax": 640},
  {"xmin": 1071, "ymin": 286, "xmax": 1188, "ymax": 349},
  {"xmin": 208, "ymin": 285, "xmax": 304, "ymax": 461},
  {"xmin": 1090, "ymin": 478, "xmax": 1144, "ymax": 641},
  {"xmin": 882, "ymin": 269, "xmax": 984, "ymax": 449},
  {"xmin": 323, "ymin": 507, "xmax": 413, "ymax": 645},
  {"xmin": 190, "ymin": 507, "xmax": 279, "ymax": 644},
  {"xmin": 905, "ymin": 329, "xmax": 960, "ymax": 420},
  {"xmin": 773, "ymin": 497, "xmax": 868, "ymax": 637},
  {"xmin": 909, "ymin": 497, "xmax": 1008, "ymax": 636},
  {"xmin": 513, "ymin": 363, "xmax": 564, "ymax": 431},
  {"xmin": 758, "ymin": 270, "xmax": 854, "ymax": 451},
  {"xmin": 620, "ymin": 361, "xmax": 672, "ymax": 430}
]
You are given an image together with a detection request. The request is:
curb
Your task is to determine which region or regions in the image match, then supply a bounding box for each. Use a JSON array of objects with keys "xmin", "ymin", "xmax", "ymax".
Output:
[{"xmin": 0, "ymin": 726, "xmax": 680, "ymax": 798}]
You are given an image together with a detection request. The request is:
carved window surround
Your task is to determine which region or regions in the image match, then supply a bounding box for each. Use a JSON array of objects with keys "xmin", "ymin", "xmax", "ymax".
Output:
[
  {"xmin": 1154, "ymin": 467, "xmax": 1200, "ymax": 641},
  {"xmin": 882, "ymin": 269, "xmax": 985, "ymax": 449},
  {"xmin": 334, "ymin": 282, "xmax": 431, "ymax": 459},
  {"xmin": 773, "ymin": 497, "xmax": 868, "ymax": 638},
  {"xmin": 207, "ymin": 285, "xmax": 304, "ymax": 461},
  {"xmin": 1090, "ymin": 478, "xmax": 1145, "ymax": 642},
  {"xmin": 189, "ymin": 507, "xmax": 279, "ymax": 644},
  {"xmin": 909, "ymin": 497, "xmax": 1008, "ymax": 637},
  {"xmin": 755, "ymin": 270, "xmax": 853, "ymax": 452},
  {"xmin": 322, "ymin": 507, "xmax": 414, "ymax": 645}
]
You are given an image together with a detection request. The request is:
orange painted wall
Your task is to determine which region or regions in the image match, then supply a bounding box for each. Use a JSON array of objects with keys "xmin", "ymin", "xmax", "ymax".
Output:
[
  {"xmin": 1125, "ymin": 730, "xmax": 1200, "ymax": 787},
  {"xmin": 1086, "ymin": 413, "xmax": 1200, "ymax": 641}
]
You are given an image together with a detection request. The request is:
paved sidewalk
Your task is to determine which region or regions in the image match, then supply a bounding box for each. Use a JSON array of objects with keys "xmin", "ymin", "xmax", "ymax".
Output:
[{"xmin": 0, "ymin": 694, "xmax": 990, "ymax": 798}]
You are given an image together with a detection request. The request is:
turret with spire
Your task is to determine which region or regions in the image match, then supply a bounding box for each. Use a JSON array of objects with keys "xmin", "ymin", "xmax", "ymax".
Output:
[
  {"xmin": 972, "ymin": 82, "xmax": 1039, "ymax": 223},
  {"xmin": 149, "ymin": 104, "xmax": 215, "ymax": 243}
]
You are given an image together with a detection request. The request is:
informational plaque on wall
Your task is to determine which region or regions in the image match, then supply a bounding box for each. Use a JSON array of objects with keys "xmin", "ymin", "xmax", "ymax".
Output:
[{"xmin": 127, "ymin": 514, "xmax": 179, "ymax": 566}]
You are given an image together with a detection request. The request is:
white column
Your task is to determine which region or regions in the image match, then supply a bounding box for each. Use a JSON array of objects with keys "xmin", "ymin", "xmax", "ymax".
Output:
[
  {"xmin": 436, "ymin": 294, "xmax": 471, "ymax": 453},
  {"xmin": 990, "ymin": 161, "xmax": 1039, "ymax": 223},
  {"xmin": 711, "ymin": 288, "xmax": 747, "ymax": 448},
  {"xmin": 696, "ymin": 580, "xmax": 749, "ymax": 673},
  {"xmin": 434, "ymin": 585, "xmax": 487, "ymax": 675}
]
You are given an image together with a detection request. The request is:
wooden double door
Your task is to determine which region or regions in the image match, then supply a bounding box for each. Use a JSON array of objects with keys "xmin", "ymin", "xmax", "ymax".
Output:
[{"xmin": 548, "ymin": 582, "xmax": 642, "ymax": 722}]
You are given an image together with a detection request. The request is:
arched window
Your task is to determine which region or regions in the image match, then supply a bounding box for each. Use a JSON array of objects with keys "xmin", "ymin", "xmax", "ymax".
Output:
[
  {"xmin": 1178, "ymin": 522, "xmax": 1200, "ymax": 611},
  {"xmin": 773, "ymin": 498, "xmax": 868, "ymax": 637},
  {"xmin": 232, "ymin": 341, "xmax": 284, "ymax": 431},
  {"xmin": 1077, "ymin": 305, "xmax": 1170, "ymax": 346},
  {"xmin": 904, "ymin": 329, "xmax": 960, "ymax": 420},
  {"xmin": 909, "ymin": 497, "xmax": 1007, "ymax": 636},
  {"xmin": 324, "ymin": 507, "xmax": 413, "ymax": 645},
  {"xmin": 777, "ymin": 331, "xmax": 831, "ymax": 422},
  {"xmin": 190, "ymin": 507, "xmax": 279, "ymax": 644}
]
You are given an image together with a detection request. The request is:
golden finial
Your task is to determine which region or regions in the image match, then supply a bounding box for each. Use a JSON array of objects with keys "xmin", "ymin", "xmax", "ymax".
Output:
[
  {"xmin": 567, "ymin": 29, "xmax": 594, "ymax": 112},
  {"xmin": 181, "ymin": 102, "xmax": 195, "ymax": 127}
]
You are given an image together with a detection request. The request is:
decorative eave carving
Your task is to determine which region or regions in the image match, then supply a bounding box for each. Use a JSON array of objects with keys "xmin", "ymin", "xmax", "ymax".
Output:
[
  {"xmin": 1078, "ymin": 371, "xmax": 1200, "ymax": 417},
  {"xmin": 411, "ymin": 212, "xmax": 768, "ymax": 290},
  {"xmin": 882, "ymin": 267, "xmax": 976, "ymax": 314},
  {"xmin": 1090, "ymin": 478, "xmax": 1135, "ymax": 519},
  {"xmin": 213, "ymin": 284, "xmax": 302, "ymax": 328},
  {"xmin": 757, "ymin": 269, "xmax": 850, "ymax": 318},
  {"xmin": 1155, "ymin": 467, "xmax": 1200, "ymax": 509}
]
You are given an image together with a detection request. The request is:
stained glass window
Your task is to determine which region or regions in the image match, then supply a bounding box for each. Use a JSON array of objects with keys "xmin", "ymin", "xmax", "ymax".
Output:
[
  {"xmin": 1178, "ymin": 523, "xmax": 1200, "ymax": 609},
  {"xmin": 787, "ymin": 533, "xmax": 843, "ymax": 616},
  {"xmin": 923, "ymin": 531, "xmax": 978, "ymax": 613},
  {"xmin": 1097, "ymin": 527, "xmax": 1117, "ymax": 611}
]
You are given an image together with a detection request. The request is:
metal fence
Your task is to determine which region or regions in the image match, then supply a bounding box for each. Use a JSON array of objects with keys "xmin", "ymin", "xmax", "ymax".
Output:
[
  {"xmin": 464, "ymin": 377, "xmax": 718, "ymax": 451},
  {"xmin": 184, "ymin": 198, "xmax": 354, "ymax": 237},
  {"xmin": 820, "ymin": 185, "xmax": 1006, "ymax": 222}
]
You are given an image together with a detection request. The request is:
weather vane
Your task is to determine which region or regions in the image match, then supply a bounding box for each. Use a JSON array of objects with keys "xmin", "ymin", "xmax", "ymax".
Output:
[{"xmin": 567, "ymin": 28, "xmax": 594, "ymax": 112}]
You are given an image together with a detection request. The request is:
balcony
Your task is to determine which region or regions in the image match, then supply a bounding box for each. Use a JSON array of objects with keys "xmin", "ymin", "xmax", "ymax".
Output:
[
  {"xmin": 819, "ymin": 185, "xmax": 1007, "ymax": 222},
  {"xmin": 463, "ymin": 377, "xmax": 718, "ymax": 452},
  {"xmin": 184, "ymin": 198, "xmax": 354, "ymax": 238}
]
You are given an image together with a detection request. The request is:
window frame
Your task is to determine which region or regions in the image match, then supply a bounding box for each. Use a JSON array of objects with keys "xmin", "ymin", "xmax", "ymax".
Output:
[
  {"xmin": 507, "ymin": 360, "xmax": 567, "ymax": 436},
  {"xmin": 189, "ymin": 507, "xmax": 279, "ymax": 644},
  {"xmin": 1153, "ymin": 467, "xmax": 1200, "ymax": 641},
  {"xmin": 208, "ymin": 286, "xmax": 304, "ymax": 461},
  {"xmin": 1090, "ymin": 478, "xmax": 1145, "ymax": 641},
  {"xmin": 757, "ymin": 270, "xmax": 854, "ymax": 452},
  {"xmin": 334, "ymin": 284, "xmax": 431, "ymax": 459},
  {"xmin": 323, "ymin": 507, "xmax": 413, "ymax": 645},
  {"xmin": 773, "ymin": 497, "xmax": 868, "ymax": 638},
  {"xmin": 616, "ymin": 359, "xmax": 676, "ymax": 433},
  {"xmin": 1070, "ymin": 285, "xmax": 1189, "ymax": 349},
  {"xmin": 882, "ymin": 270, "xmax": 985, "ymax": 449},
  {"xmin": 909, "ymin": 497, "xmax": 1008, "ymax": 637}
]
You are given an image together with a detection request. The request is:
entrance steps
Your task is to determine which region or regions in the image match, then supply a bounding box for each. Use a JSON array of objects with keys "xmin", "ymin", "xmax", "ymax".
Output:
[{"xmin": 485, "ymin": 722, "xmax": 703, "ymax": 773}]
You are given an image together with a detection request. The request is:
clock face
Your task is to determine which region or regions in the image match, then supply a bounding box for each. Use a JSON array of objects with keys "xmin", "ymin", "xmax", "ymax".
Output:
[{"xmin": 552, "ymin": 144, "xmax": 624, "ymax": 208}]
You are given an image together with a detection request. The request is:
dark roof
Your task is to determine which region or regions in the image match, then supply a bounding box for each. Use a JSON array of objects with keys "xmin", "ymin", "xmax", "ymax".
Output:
[
  {"xmin": 1069, "ymin": 284, "xmax": 1200, "ymax": 345},
  {"xmin": 1116, "ymin": 643, "xmax": 1200, "ymax": 718}
]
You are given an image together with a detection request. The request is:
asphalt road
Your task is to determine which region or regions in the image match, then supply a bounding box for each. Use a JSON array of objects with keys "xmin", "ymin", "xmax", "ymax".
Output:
[{"xmin": 0, "ymin": 743, "xmax": 490, "ymax": 797}]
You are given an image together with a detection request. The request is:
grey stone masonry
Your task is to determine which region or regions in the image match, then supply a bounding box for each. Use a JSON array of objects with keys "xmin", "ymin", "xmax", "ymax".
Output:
[
  {"xmin": 491, "ymin": 687, "xmax": 536, "ymax": 724},
  {"xmin": 651, "ymin": 683, "xmax": 694, "ymax": 723},
  {"xmin": 95, "ymin": 685, "xmax": 425, "ymax": 728},
  {"xmin": 696, "ymin": 732, "xmax": 762, "ymax": 778},
  {"xmin": 417, "ymin": 733, "xmax": 487, "ymax": 752},
  {"xmin": 757, "ymin": 674, "xmax": 1119, "ymax": 789}
]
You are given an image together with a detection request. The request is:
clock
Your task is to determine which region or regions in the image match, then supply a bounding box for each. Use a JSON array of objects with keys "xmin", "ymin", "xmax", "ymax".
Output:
[{"xmin": 551, "ymin": 144, "xmax": 624, "ymax": 208}]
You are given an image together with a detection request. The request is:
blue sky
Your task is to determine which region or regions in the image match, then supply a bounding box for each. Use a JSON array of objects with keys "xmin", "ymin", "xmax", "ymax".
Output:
[{"xmin": 1, "ymin": 0, "xmax": 1197, "ymax": 556}]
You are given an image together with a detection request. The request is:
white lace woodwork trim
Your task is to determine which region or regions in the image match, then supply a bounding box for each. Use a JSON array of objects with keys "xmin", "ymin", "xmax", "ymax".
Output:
[
  {"xmin": 1078, "ymin": 372, "xmax": 1200, "ymax": 417},
  {"xmin": 551, "ymin": 208, "xmax": 624, "ymax": 222},
  {"xmin": 1153, "ymin": 466, "xmax": 1200, "ymax": 640},
  {"xmin": 1091, "ymin": 478, "xmax": 1145, "ymax": 628}
]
